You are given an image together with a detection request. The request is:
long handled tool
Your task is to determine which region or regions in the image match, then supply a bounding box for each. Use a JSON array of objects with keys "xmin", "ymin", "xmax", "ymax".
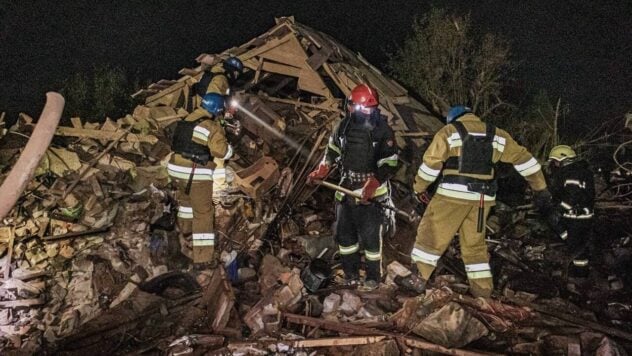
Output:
[
  {"xmin": 315, "ymin": 180, "xmax": 414, "ymax": 222},
  {"xmin": 185, "ymin": 162, "xmax": 197, "ymax": 195},
  {"xmin": 467, "ymin": 183, "xmax": 492, "ymax": 233}
]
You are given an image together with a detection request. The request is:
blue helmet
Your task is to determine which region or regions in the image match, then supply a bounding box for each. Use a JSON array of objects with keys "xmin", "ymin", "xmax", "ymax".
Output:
[
  {"xmin": 223, "ymin": 56, "xmax": 244, "ymax": 77},
  {"xmin": 201, "ymin": 93, "xmax": 225, "ymax": 115},
  {"xmin": 446, "ymin": 105, "xmax": 472, "ymax": 123}
]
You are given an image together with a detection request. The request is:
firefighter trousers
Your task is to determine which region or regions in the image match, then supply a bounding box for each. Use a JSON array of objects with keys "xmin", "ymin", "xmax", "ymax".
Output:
[
  {"xmin": 411, "ymin": 195, "xmax": 493, "ymax": 297},
  {"xmin": 562, "ymin": 217, "xmax": 593, "ymax": 278},
  {"xmin": 174, "ymin": 179, "xmax": 215, "ymax": 264},
  {"xmin": 335, "ymin": 197, "xmax": 384, "ymax": 282}
]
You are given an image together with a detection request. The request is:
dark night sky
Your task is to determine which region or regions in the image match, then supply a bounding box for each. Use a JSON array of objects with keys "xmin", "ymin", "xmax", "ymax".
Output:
[{"xmin": 1, "ymin": 0, "xmax": 631, "ymax": 134}]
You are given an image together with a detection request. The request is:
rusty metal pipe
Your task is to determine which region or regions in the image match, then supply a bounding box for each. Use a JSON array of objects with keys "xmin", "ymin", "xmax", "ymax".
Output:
[{"xmin": 0, "ymin": 92, "xmax": 64, "ymax": 220}]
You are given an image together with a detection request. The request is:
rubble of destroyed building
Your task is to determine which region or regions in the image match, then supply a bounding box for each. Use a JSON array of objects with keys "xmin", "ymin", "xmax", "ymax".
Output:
[{"xmin": 0, "ymin": 17, "xmax": 631, "ymax": 355}]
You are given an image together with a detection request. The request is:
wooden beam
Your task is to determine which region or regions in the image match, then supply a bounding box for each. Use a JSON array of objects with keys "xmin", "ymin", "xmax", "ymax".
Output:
[
  {"xmin": 240, "ymin": 34, "xmax": 292, "ymax": 61},
  {"xmin": 506, "ymin": 297, "xmax": 632, "ymax": 342},
  {"xmin": 0, "ymin": 298, "xmax": 45, "ymax": 308},
  {"xmin": 292, "ymin": 336, "xmax": 386, "ymax": 348},
  {"xmin": 55, "ymin": 127, "xmax": 158, "ymax": 144},
  {"xmin": 262, "ymin": 96, "xmax": 341, "ymax": 112},
  {"xmin": 261, "ymin": 61, "xmax": 301, "ymax": 77},
  {"xmin": 283, "ymin": 313, "xmax": 498, "ymax": 356},
  {"xmin": 253, "ymin": 57, "xmax": 265, "ymax": 85}
]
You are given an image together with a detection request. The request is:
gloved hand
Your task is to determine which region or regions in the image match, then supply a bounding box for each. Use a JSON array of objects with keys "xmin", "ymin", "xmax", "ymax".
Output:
[
  {"xmin": 361, "ymin": 177, "xmax": 381, "ymax": 203},
  {"xmin": 306, "ymin": 163, "xmax": 330, "ymax": 185},
  {"xmin": 412, "ymin": 192, "xmax": 431, "ymax": 214},
  {"xmin": 225, "ymin": 106, "xmax": 237, "ymax": 119},
  {"xmin": 533, "ymin": 189, "xmax": 552, "ymax": 214}
]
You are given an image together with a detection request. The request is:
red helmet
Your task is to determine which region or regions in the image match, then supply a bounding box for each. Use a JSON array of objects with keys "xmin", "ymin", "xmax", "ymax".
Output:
[{"xmin": 349, "ymin": 84, "xmax": 379, "ymax": 108}]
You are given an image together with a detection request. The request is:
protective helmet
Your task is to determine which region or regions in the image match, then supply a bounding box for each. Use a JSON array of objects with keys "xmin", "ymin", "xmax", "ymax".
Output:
[
  {"xmin": 223, "ymin": 56, "xmax": 244, "ymax": 78},
  {"xmin": 548, "ymin": 145, "xmax": 577, "ymax": 162},
  {"xmin": 201, "ymin": 93, "xmax": 225, "ymax": 116},
  {"xmin": 446, "ymin": 105, "xmax": 472, "ymax": 123},
  {"xmin": 349, "ymin": 84, "xmax": 379, "ymax": 110}
]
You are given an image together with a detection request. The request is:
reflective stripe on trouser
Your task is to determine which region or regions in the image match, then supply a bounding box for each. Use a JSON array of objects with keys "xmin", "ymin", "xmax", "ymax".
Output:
[
  {"xmin": 564, "ymin": 217, "xmax": 592, "ymax": 278},
  {"xmin": 174, "ymin": 178, "xmax": 215, "ymax": 263},
  {"xmin": 335, "ymin": 198, "xmax": 384, "ymax": 282},
  {"xmin": 412, "ymin": 194, "xmax": 493, "ymax": 297}
]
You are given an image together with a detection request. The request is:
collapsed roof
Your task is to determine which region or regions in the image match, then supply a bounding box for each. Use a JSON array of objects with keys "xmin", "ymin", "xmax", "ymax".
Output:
[{"xmin": 133, "ymin": 16, "xmax": 443, "ymax": 180}]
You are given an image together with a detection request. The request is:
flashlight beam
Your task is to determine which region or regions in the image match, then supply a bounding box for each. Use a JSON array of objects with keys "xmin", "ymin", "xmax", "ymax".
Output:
[{"xmin": 232, "ymin": 102, "xmax": 309, "ymax": 156}]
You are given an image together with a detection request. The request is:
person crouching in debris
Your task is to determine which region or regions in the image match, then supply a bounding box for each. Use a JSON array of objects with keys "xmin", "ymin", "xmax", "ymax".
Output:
[
  {"xmin": 191, "ymin": 56, "xmax": 244, "ymax": 109},
  {"xmin": 546, "ymin": 145, "xmax": 595, "ymax": 279},
  {"xmin": 410, "ymin": 106, "xmax": 551, "ymax": 297},
  {"xmin": 307, "ymin": 84, "xmax": 398, "ymax": 291},
  {"xmin": 168, "ymin": 93, "xmax": 233, "ymax": 269}
]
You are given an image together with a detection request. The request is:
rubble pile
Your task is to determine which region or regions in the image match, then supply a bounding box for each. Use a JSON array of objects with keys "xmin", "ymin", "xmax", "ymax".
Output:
[{"xmin": 1, "ymin": 16, "xmax": 631, "ymax": 355}]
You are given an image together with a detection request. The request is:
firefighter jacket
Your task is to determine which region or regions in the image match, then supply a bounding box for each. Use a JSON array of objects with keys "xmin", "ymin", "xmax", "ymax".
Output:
[
  {"xmin": 168, "ymin": 108, "xmax": 233, "ymax": 181},
  {"xmin": 323, "ymin": 112, "xmax": 398, "ymax": 200},
  {"xmin": 549, "ymin": 159, "xmax": 595, "ymax": 219},
  {"xmin": 194, "ymin": 64, "xmax": 230, "ymax": 97},
  {"xmin": 414, "ymin": 113, "xmax": 547, "ymax": 204}
]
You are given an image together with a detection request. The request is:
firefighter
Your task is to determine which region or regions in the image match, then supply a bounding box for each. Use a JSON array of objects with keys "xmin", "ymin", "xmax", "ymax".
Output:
[
  {"xmin": 410, "ymin": 105, "xmax": 551, "ymax": 297},
  {"xmin": 192, "ymin": 56, "xmax": 244, "ymax": 104},
  {"xmin": 191, "ymin": 56, "xmax": 243, "ymax": 187},
  {"xmin": 168, "ymin": 93, "xmax": 233, "ymax": 268},
  {"xmin": 547, "ymin": 145, "xmax": 595, "ymax": 278},
  {"xmin": 307, "ymin": 84, "xmax": 398, "ymax": 291}
]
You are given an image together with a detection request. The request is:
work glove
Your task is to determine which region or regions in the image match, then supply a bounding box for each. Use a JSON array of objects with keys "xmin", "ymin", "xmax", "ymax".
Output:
[
  {"xmin": 533, "ymin": 189, "xmax": 553, "ymax": 215},
  {"xmin": 412, "ymin": 192, "xmax": 431, "ymax": 215},
  {"xmin": 306, "ymin": 163, "xmax": 330, "ymax": 185},
  {"xmin": 361, "ymin": 177, "xmax": 381, "ymax": 203}
]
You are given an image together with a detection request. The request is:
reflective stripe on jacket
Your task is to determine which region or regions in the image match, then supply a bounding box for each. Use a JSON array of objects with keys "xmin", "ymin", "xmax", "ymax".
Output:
[{"xmin": 414, "ymin": 114, "xmax": 547, "ymax": 203}]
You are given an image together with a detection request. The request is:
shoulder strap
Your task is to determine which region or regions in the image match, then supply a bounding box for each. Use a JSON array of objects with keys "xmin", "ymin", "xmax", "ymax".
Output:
[
  {"xmin": 485, "ymin": 123, "xmax": 496, "ymax": 141},
  {"xmin": 193, "ymin": 71, "xmax": 217, "ymax": 97},
  {"xmin": 451, "ymin": 120, "xmax": 469, "ymax": 141}
]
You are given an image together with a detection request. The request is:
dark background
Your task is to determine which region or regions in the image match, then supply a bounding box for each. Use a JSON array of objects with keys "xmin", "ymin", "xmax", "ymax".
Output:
[{"xmin": 1, "ymin": 0, "xmax": 631, "ymax": 134}]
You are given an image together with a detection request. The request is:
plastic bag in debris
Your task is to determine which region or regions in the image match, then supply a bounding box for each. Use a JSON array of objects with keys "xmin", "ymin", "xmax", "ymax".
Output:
[{"xmin": 412, "ymin": 302, "xmax": 488, "ymax": 348}]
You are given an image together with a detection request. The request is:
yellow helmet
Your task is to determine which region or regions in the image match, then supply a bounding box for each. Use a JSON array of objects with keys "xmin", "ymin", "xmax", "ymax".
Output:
[{"xmin": 549, "ymin": 145, "xmax": 577, "ymax": 161}]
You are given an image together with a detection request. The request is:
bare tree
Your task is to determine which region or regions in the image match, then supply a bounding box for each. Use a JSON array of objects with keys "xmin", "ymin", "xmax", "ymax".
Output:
[{"xmin": 388, "ymin": 8, "xmax": 512, "ymax": 118}]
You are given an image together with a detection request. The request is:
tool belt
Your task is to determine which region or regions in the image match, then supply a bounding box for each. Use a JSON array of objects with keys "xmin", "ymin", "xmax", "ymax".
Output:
[
  {"xmin": 180, "ymin": 152, "xmax": 211, "ymax": 165},
  {"xmin": 440, "ymin": 175, "xmax": 498, "ymax": 195}
]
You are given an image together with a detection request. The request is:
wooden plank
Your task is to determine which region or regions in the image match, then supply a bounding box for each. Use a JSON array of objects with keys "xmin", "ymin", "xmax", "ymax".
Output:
[
  {"xmin": 253, "ymin": 57, "xmax": 265, "ymax": 85},
  {"xmin": 55, "ymin": 127, "xmax": 158, "ymax": 144},
  {"xmin": 0, "ymin": 298, "xmax": 45, "ymax": 308},
  {"xmin": 262, "ymin": 96, "xmax": 341, "ymax": 112},
  {"xmin": 70, "ymin": 117, "xmax": 83, "ymax": 129},
  {"xmin": 261, "ymin": 61, "xmax": 302, "ymax": 77},
  {"xmin": 292, "ymin": 336, "xmax": 386, "ymax": 348},
  {"xmin": 323, "ymin": 63, "xmax": 352, "ymax": 96},
  {"xmin": 506, "ymin": 297, "xmax": 632, "ymax": 343},
  {"xmin": 283, "ymin": 313, "xmax": 497, "ymax": 356},
  {"xmin": 240, "ymin": 35, "xmax": 292, "ymax": 61},
  {"xmin": 259, "ymin": 35, "xmax": 308, "ymax": 69},
  {"xmin": 298, "ymin": 67, "xmax": 331, "ymax": 97},
  {"xmin": 146, "ymin": 81, "xmax": 186, "ymax": 104}
]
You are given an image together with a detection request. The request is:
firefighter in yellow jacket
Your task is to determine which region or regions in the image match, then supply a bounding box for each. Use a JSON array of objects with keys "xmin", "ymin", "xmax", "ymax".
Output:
[
  {"xmin": 191, "ymin": 56, "xmax": 244, "ymax": 108},
  {"xmin": 168, "ymin": 93, "xmax": 233, "ymax": 267},
  {"xmin": 411, "ymin": 106, "xmax": 551, "ymax": 297}
]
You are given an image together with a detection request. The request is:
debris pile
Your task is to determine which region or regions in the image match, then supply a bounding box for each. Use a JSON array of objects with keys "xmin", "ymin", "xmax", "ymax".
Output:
[{"xmin": 1, "ymin": 16, "xmax": 631, "ymax": 355}]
